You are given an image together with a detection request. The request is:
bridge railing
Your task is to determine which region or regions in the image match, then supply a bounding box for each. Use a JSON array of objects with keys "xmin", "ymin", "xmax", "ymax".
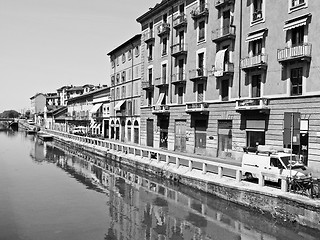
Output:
[{"xmin": 45, "ymin": 129, "xmax": 289, "ymax": 192}]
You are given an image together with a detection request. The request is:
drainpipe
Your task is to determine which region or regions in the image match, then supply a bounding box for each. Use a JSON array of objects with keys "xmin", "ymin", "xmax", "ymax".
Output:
[
  {"xmin": 238, "ymin": 0, "xmax": 243, "ymax": 99},
  {"xmin": 170, "ymin": 4, "xmax": 174, "ymax": 104}
]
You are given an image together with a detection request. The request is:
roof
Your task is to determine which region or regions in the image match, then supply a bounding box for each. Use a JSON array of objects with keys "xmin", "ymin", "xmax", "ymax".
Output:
[
  {"xmin": 30, "ymin": 93, "xmax": 46, "ymax": 100},
  {"xmin": 136, "ymin": 0, "xmax": 174, "ymax": 23},
  {"xmin": 107, "ymin": 34, "xmax": 141, "ymax": 56},
  {"xmin": 67, "ymin": 86, "xmax": 110, "ymax": 103}
]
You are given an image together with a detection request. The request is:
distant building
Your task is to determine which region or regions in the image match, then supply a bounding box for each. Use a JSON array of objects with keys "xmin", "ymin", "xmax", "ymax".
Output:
[{"xmin": 107, "ymin": 34, "xmax": 142, "ymax": 143}]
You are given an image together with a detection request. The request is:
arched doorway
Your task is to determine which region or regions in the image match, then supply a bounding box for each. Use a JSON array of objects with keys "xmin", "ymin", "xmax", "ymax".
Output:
[
  {"xmin": 127, "ymin": 120, "xmax": 132, "ymax": 142},
  {"xmin": 134, "ymin": 120, "xmax": 139, "ymax": 144}
]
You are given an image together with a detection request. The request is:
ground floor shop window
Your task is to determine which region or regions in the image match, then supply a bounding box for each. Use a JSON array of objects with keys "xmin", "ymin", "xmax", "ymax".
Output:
[{"xmin": 246, "ymin": 131, "xmax": 265, "ymax": 148}]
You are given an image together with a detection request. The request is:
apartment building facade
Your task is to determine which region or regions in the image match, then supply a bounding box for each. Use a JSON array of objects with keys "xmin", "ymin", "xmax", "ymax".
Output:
[
  {"xmin": 107, "ymin": 34, "xmax": 142, "ymax": 144},
  {"xmin": 136, "ymin": 0, "xmax": 320, "ymax": 172}
]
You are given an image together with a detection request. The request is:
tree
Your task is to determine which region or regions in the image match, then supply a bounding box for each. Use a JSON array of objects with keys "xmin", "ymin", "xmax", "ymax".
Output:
[{"xmin": 0, "ymin": 110, "xmax": 20, "ymax": 118}]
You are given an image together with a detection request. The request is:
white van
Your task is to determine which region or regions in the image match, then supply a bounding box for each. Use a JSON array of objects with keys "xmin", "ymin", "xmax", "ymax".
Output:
[{"xmin": 242, "ymin": 146, "xmax": 311, "ymax": 183}]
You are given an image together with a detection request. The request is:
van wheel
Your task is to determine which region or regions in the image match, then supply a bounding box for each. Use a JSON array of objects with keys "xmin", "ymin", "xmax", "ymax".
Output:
[{"xmin": 245, "ymin": 172, "xmax": 253, "ymax": 180}]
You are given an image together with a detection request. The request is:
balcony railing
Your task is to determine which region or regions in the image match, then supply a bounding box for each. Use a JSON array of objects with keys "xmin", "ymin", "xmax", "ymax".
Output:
[
  {"xmin": 92, "ymin": 112, "xmax": 104, "ymax": 118},
  {"xmin": 173, "ymin": 14, "xmax": 187, "ymax": 29},
  {"xmin": 152, "ymin": 105, "xmax": 170, "ymax": 115},
  {"xmin": 171, "ymin": 73, "xmax": 186, "ymax": 85},
  {"xmin": 142, "ymin": 81, "xmax": 154, "ymax": 90},
  {"xmin": 215, "ymin": 0, "xmax": 235, "ymax": 8},
  {"xmin": 212, "ymin": 26, "xmax": 236, "ymax": 43},
  {"xmin": 144, "ymin": 30, "xmax": 155, "ymax": 43},
  {"xmin": 213, "ymin": 63, "xmax": 234, "ymax": 77},
  {"xmin": 235, "ymin": 98, "xmax": 269, "ymax": 111},
  {"xmin": 191, "ymin": 3, "xmax": 209, "ymax": 20},
  {"xmin": 157, "ymin": 23, "xmax": 170, "ymax": 36},
  {"xmin": 171, "ymin": 43, "xmax": 188, "ymax": 57},
  {"xmin": 277, "ymin": 43, "xmax": 312, "ymax": 63},
  {"xmin": 116, "ymin": 110, "xmax": 126, "ymax": 117},
  {"xmin": 189, "ymin": 68, "xmax": 208, "ymax": 81},
  {"xmin": 185, "ymin": 102, "xmax": 209, "ymax": 114},
  {"xmin": 154, "ymin": 77, "xmax": 169, "ymax": 88},
  {"xmin": 240, "ymin": 54, "xmax": 268, "ymax": 70}
]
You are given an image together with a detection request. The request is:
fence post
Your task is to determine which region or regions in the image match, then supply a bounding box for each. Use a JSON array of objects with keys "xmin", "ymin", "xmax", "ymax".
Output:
[
  {"xmin": 188, "ymin": 160, "xmax": 193, "ymax": 171},
  {"xmin": 176, "ymin": 157, "xmax": 180, "ymax": 168},
  {"xmin": 218, "ymin": 166, "xmax": 223, "ymax": 178},
  {"xmin": 202, "ymin": 163, "xmax": 207, "ymax": 174},
  {"xmin": 258, "ymin": 174, "xmax": 265, "ymax": 187},
  {"xmin": 236, "ymin": 170, "xmax": 242, "ymax": 182}
]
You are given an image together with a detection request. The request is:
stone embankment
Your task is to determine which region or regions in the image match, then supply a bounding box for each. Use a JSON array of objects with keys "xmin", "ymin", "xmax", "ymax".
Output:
[{"xmin": 45, "ymin": 129, "xmax": 320, "ymax": 230}]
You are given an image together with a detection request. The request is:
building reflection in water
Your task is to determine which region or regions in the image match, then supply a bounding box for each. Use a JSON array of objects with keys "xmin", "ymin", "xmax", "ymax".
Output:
[{"xmin": 30, "ymin": 138, "xmax": 319, "ymax": 240}]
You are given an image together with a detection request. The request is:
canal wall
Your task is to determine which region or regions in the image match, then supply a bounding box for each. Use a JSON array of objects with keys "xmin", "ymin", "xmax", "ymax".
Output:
[{"xmin": 49, "ymin": 131, "xmax": 320, "ymax": 230}]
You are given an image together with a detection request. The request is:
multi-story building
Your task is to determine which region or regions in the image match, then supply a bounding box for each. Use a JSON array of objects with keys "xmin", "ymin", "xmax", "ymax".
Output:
[
  {"xmin": 46, "ymin": 92, "xmax": 60, "ymax": 106},
  {"xmin": 136, "ymin": 0, "xmax": 320, "ymax": 172},
  {"xmin": 107, "ymin": 34, "xmax": 142, "ymax": 144},
  {"xmin": 57, "ymin": 86, "xmax": 71, "ymax": 106}
]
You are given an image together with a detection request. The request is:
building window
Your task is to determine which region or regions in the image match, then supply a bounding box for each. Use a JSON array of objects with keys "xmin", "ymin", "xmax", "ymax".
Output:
[
  {"xmin": 116, "ymin": 74, "xmax": 120, "ymax": 84},
  {"xmin": 197, "ymin": 83, "xmax": 204, "ymax": 102},
  {"xmin": 198, "ymin": 52, "xmax": 205, "ymax": 74},
  {"xmin": 221, "ymin": 79, "xmax": 229, "ymax": 101},
  {"xmin": 148, "ymin": 44, "xmax": 153, "ymax": 61},
  {"xmin": 291, "ymin": 26, "xmax": 304, "ymax": 46},
  {"xmin": 111, "ymin": 60, "xmax": 115, "ymax": 69},
  {"xmin": 116, "ymin": 56, "xmax": 119, "ymax": 66},
  {"xmin": 162, "ymin": 63, "xmax": 167, "ymax": 83},
  {"xmin": 122, "ymin": 53, "xmax": 126, "ymax": 63},
  {"xmin": 148, "ymin": 68, "xmax": 153, "ymax": 83},
  {"xmin": 252, "ymin": 74, "xmax": 261, "ymax": 98},
  {"xmin": 116, "ymin": 87, "xmax": 120, "ymax": 99},
  {"xmin": 290, "ymin": 0, "xmax": 306, "ymax": 10},
  {"xmin": 122, "ymin": 86, "xmax": 126, "ymax": 98},
  {"xmin": 128, "ymin": 49, "xmax": 132, "ymax": 60},
  {"xmin": 247, "ymin": 131, "xmax": 265, "ymax": 147},
  {"xmin": 178, "ymin": 86, "xmax": 184, "ymax": 104},
  {"xmin": 121, "ymin": 71, "xmax": 126, "ymax": 82},
  {"xmin": 291, "ymin": 67, "xmax": 303, "ymax": 96},
  {"xmin": 162, "ymin": 37, "xmax": 168, "ymax": 56},
  {"xmin": 147, "ymin": 91, "xmax": 152, "ymax": 106},
  {"xmin": 198, "ymin": 20, "xmax": 205, "ymax": 42},
  {"xmin": 135, "ymin": 46, "xmax": 140, "ymax": 57},
  {"xmin": 253, "ymin": 0, "xmax": 263, "ymax": 21},
  {"xmin": 251, "ymin": 39, "xmax": 262, "ymax": 56},
  {"xmin": 111, "ymin": 75, "xmax": 115, "ymax": 86}
]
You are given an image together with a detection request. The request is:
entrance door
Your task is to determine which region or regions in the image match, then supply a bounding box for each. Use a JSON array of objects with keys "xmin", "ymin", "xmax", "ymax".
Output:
[
  {"xmin": 147, "ymin": 119, "xmax": 154, "ymax": 147},
  {"xmin": 175, "ymin": 120, "xmax": 186, "ymax": 152},
  {"xmin": 195, "ymin": 119, "xmax": 207, "ymax": 155},
  {"xmin": 218, "ymin": 120, "xmax": 232, "ymax": 158},
  {"xmin": 159, "ymin": 118, "xmax": 169, "ymax": 149},
  {"xmin": 121, "ymin": 121, "xmax": 125, "ymax": 142}
]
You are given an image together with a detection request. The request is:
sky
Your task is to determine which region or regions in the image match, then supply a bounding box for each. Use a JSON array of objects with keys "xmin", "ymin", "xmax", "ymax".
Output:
[{"xmin": 0, "ymin": 0, "xmax": 160, "ymax": 113}]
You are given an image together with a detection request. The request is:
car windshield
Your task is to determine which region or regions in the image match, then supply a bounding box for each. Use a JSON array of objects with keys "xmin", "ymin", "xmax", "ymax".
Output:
[{"xmin": 280, "ymin": 156, "xmax": 304, "ymax": 169}]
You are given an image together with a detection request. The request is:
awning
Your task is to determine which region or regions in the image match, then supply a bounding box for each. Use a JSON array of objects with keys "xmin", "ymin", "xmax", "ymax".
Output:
[
  {"xmin": 114, "ymin": 100, "xmax": 126, "ymax": 111},
  {"xmin": 283, "ymin": 14, "xmax": 310, "ymax": 31},
  {"xmin": 90, "ymin": 122, "xmax": 95, "ymax": 128},
  {"xmin": 214, "ymin": 49, "xmax": 228, "ymax": 77},
  {"xmin": 95, "ymin": 124, "xmax": 101, "ymax": 129},
  {"xmin": 89, "ymin": 103, "xmax": 103, "ymax": 113},
  {"xmin": 90, "ymin": 123, "xmax": 97, "ymax": 129},
  {"xmin": 245, "ymin": 29, "xmax": 266, "ymax": 42},
  {"xmin": 155, "ymin": 92, "xmax": 165, "ymax": 106}
]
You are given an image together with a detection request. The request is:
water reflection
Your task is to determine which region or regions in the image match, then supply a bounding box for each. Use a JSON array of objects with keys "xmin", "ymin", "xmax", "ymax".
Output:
[{"xmin": 27, "ymin": 136, "xmax": 320, "ymax": 240}]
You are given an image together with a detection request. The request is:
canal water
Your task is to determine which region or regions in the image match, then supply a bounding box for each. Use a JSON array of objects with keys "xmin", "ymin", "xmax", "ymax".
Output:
[{"xmin": 0, "ymin": 130, "xmax": 319, "ymax": 240}]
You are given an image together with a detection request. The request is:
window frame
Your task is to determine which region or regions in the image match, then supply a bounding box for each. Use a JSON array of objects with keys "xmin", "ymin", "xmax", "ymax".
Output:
[
  {"xmin": 198, "ymin": 20, "xmax": 206, "ymax": 43},
  {"xmin": 250, "ymin": 0, "xmax": 265, "ymax": 26},
  {"xmin": 290, "ymin": 67, "xmax": 303, "ymax": 96},
  {"xmin": 289, "ymin": 0, "xmax": 307, "ymax": 13}
]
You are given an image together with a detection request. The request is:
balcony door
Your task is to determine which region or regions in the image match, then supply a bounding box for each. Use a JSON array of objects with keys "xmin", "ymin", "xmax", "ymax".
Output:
[
  {"xmin": 223, "ymin": 10, "xmax": 230, "ymax": 35},
  {"xmin": 252, "ymin": 74, "xmax": 261, "ymax": 98},
  {"xmin": 175, "ymin": 120, "xmax": 186, "ymax": 152},
  {"xmin": 146, "ymin": 119, "xmax": 154, "ymax": 147},
  {"xmin": 197, "ymin": 83, "xmax": 204, "ymax": 102}
]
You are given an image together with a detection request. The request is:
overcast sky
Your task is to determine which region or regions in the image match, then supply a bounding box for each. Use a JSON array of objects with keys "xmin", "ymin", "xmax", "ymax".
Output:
[{"xmin": 0, "ymin": 0, "xmax": 160, "ymax": 112}]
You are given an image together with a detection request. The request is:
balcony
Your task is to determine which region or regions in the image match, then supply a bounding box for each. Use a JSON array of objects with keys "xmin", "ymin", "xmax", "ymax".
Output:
[
  {"xmin": 191, "ymin": 3, "xmax": 209, "ymax": 20},
  {"xmin": 154, "ymin": 77, "xmax": 169, "ymax": 88},
  {"xmin": 235, "ymin": 98, "xmax": 269, "ymax": 111},
  {"xmin": 142, "ymin": 81, "xmax": 154, "ymax": 91},
  {"xmin": 212, "ymin": 26, "xmax": 236, "ymax": 43},
  {"xmin": 116, "ymin": 110, "xmax": 126, "ymax": 117},
  {"xmin": 173, "ymin": 14, "xmax": 187, "ymax": 29},
  {"xmin": 277, "ymin": 44, "xmax": 312, "ymax": 63},
  {"xmin": 152, "ymin": 105, "xmax": 170, "ymax": 115},
  {"xmin": 157, "ymin": 23, "xmax": 170, "ymax": 37},
  {"xmin": 171, "ymin": 73, "xmax": 186, "ymax": 85},
  {"xmin": 241, "ymin": 54, "xmax": 268, "ymax": 71},
  {"xmin": 92, "ymin": 112, "xmax": 104, "ymax": 118},
  {"xmin": 213, "ymin": 62, "xmax": 234, "ymax": 77},
  {"xmin": 215, "ymin": 0, "xmax": 235, "ymax": 8},
  {"xmin": 185, "ymin": 102, "xmax": 209, "ymax": 114},
  {"xmin": 171, "ymin": 43, "xmax": 187, "ymax": 57},
  {"xmin": 144, "ymin": 30, "xmax": 155, "ymax": 43},
  {"xmin": 189, "ymin": 68, "xmax": 208, "ymax": 82}
]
